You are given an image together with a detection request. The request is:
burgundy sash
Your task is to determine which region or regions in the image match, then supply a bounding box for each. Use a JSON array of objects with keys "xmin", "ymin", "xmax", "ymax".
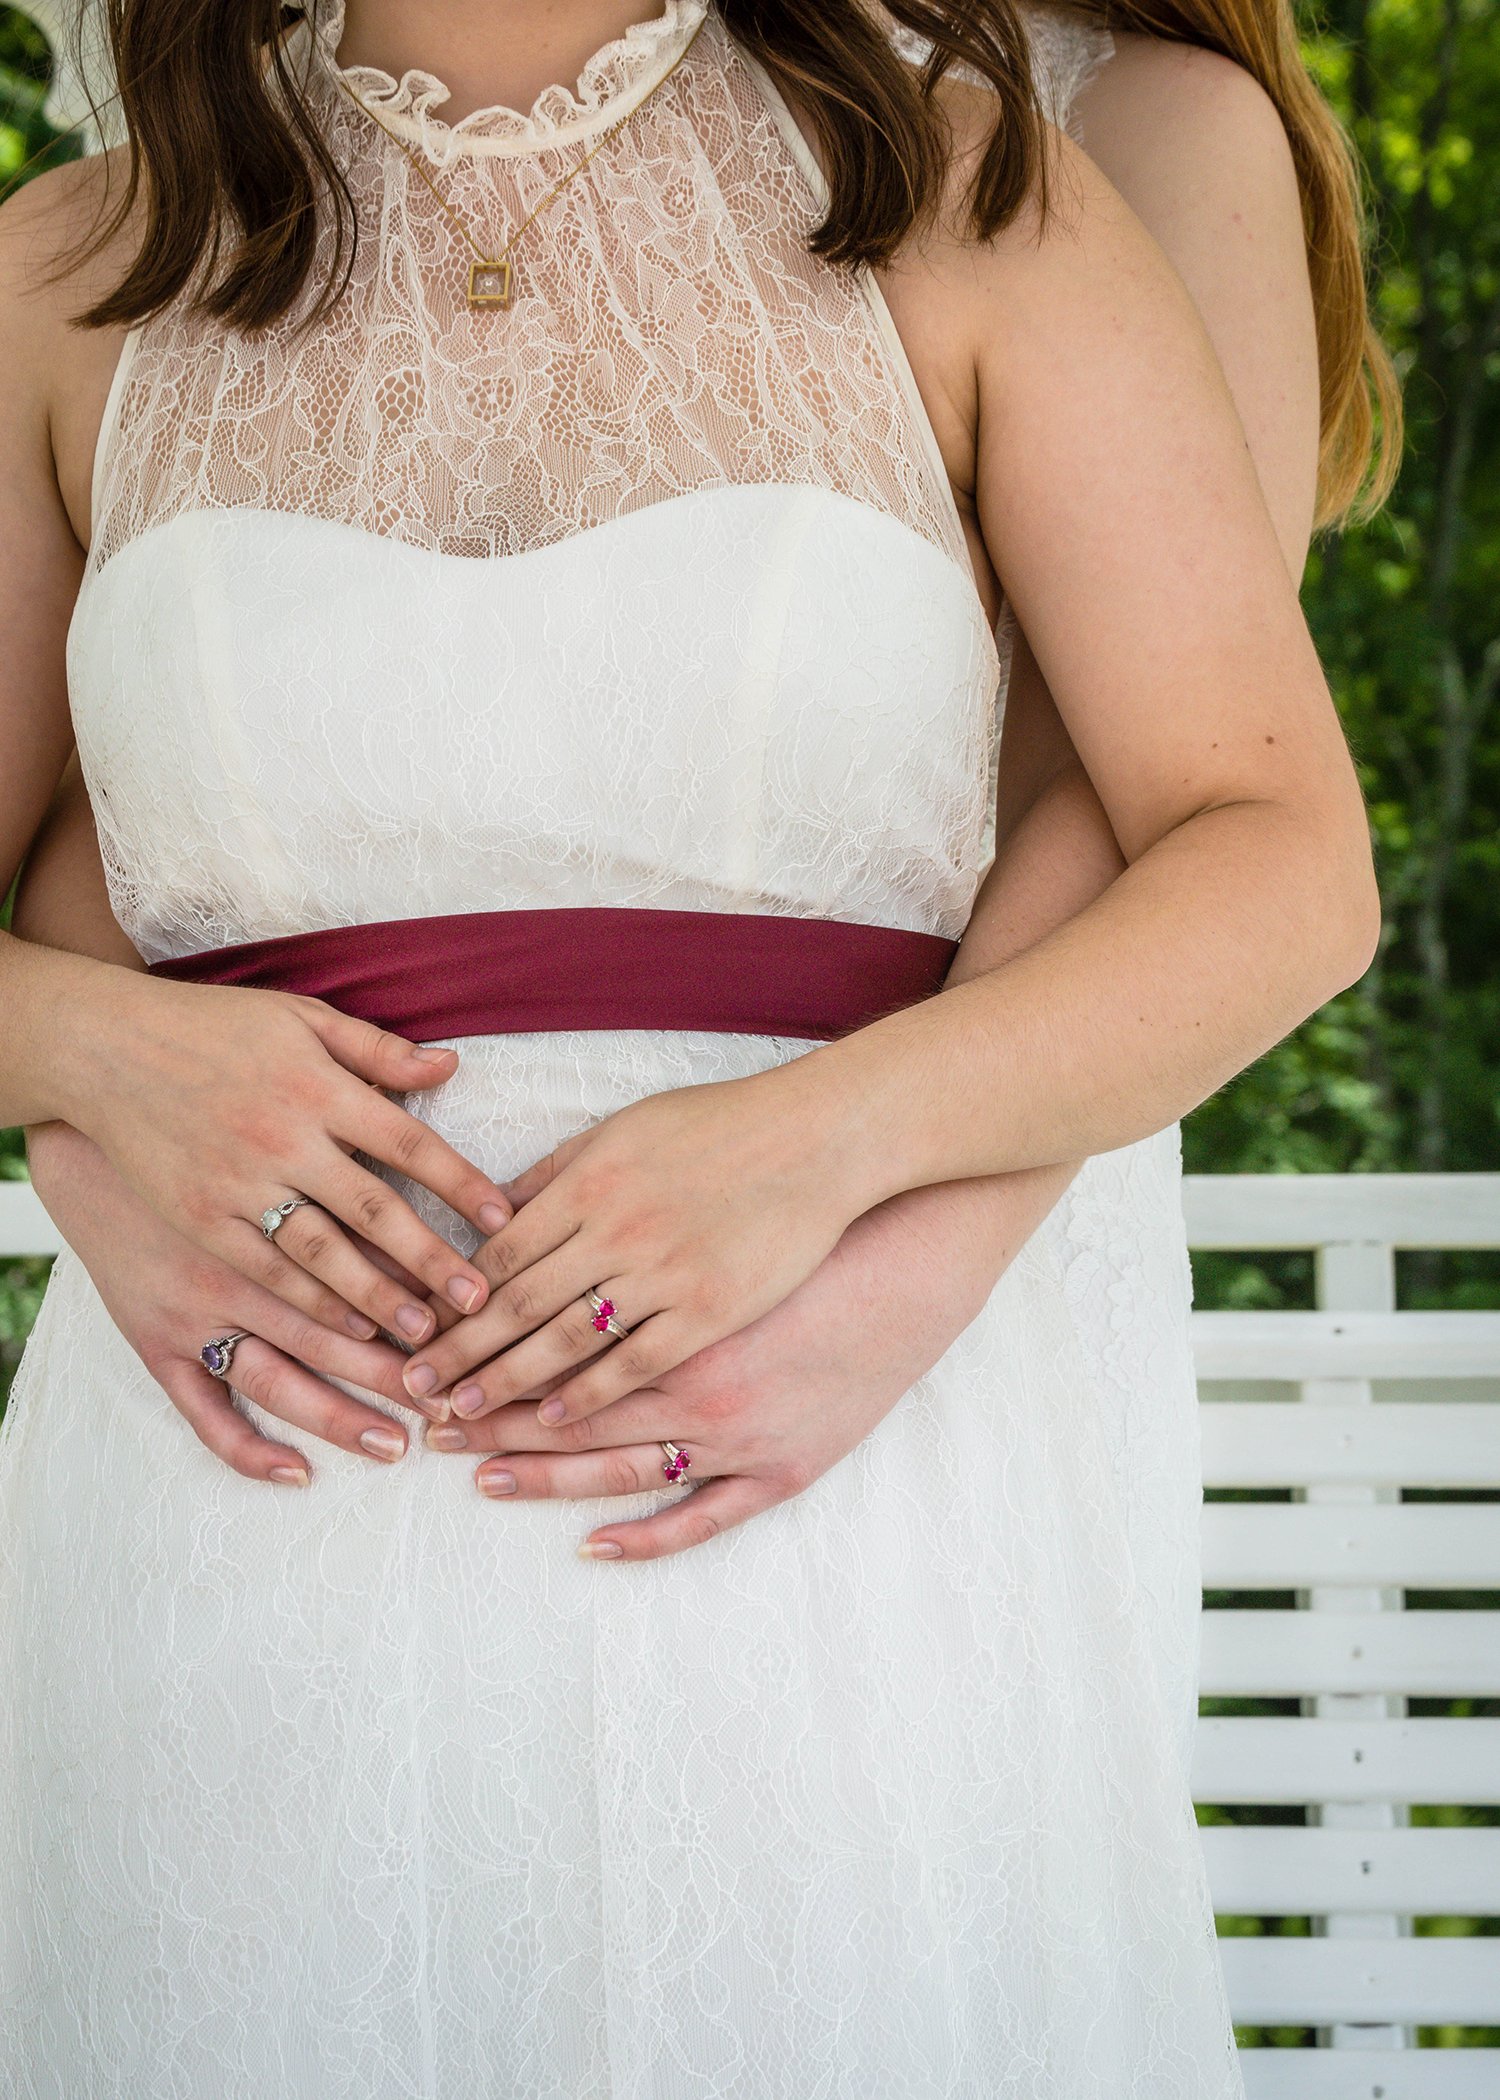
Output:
[{"xmin": 148, "ymin": 906, "xmax": 956, "ymax": 1042}]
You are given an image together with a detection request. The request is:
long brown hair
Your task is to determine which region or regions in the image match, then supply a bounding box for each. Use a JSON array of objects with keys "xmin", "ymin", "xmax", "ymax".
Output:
[
  {"xmin": 1071, "ymin": 0, "xmax": 1401, "ymax": 527},
  {"xmin": 60, "ymin": 0, "xmax": 1051, "ymax": 331}
]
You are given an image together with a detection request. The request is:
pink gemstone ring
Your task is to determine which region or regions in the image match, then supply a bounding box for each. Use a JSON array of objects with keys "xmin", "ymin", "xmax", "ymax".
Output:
[
  {"xmin": 660, "ymin": 1441, "xmax": 692, "ymax": 1484},
  {"xmin": 586, "ymin": 1288, "xmax": 629, "ymax": 1341}
]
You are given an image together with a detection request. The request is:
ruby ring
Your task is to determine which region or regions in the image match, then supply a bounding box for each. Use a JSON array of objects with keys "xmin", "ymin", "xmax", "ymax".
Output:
[
  {"xmin": 586, "ymin": 1288, "xmax": 629, "ymax": 1341},
  {"xmin": 660, "ymin": 1441, "xmax": 692, "ymax": 1484}
]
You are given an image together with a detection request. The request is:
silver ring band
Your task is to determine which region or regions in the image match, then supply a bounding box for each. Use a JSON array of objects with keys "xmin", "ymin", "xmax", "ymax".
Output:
[
  {"xmin": 260, "ymin": 1195, "xmax": 313, "ymax": 1239},
  {"xmin": 660, "ymin": 1440, "xmax": 691, "ymax": 1484}
]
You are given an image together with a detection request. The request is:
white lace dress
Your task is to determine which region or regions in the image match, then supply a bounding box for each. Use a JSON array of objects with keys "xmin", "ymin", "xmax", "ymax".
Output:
[{"xmin": 0, "ymin": 3, "xmax": 1240, "ymax": 2092}]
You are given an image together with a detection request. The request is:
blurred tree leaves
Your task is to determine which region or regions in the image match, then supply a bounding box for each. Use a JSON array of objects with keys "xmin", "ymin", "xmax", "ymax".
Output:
[{"xmin": 0, "ymin": 6, "xmax": 76, "ymax": 182}]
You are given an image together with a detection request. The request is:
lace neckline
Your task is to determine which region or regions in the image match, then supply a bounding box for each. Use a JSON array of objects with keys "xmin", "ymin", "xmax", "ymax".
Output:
[{"xmin": 302, "ymin": 0, "xmax": 712, "ymax": 162}]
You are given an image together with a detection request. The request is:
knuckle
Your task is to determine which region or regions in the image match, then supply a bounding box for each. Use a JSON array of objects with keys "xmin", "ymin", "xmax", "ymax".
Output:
[
  {"xmin": 483, "ymin": 1237, "xmax": 524, "ymax": 1283},
  {"xmin": 614, "ymin": 1344, "xmax": 655, "ymax": 1386},
  {"xmin": 294, "ymin": 1225, "xmax": 335, "ymax": 1266},
  {"xmin": 564, "ymin": 1304, "xmax": 600, "ymax": 1349},
  {"xmin": 233, "ymin": 1359, "xmax": 269, "ymax": 1407},
  {"xmin": 370, "ymin": 1027, "xmax": 408, "ymax": 1071},
  {"xmin": 274, "ymin": 1312, "xmax": 323, "ymax": 1363},
  {"xmin": 256, "ymin": 1244, "xmax": 296, "ymax": 1287},
  {"xmin": 602, "ymin": 1455, "xmax": 639, "ymax": 1498},
  {"xmin": 350, "ymin": 1187, "xmax": 391, "ymax": 1237},
  {"xmin": 472, "ymin": 1237, "xmax": 508, "ymax": 1281},
  {"xmin": 318, "ymin": 1403, "xmax": 357, "ymax": 1445},
  {"xmin": 496, "ymin": 1281, "xmax": 539, "ymax": 1327},
  {"xmin": 558, "ymin": 1415, "xmax": 596, "ymax": 1452},
  {"xmin": 384, "ymin": 1117, "xmax": 429, "ymax": 1174},
  {"xmin": 683, "ymin": 1511, "xmax": 721, "ymax": 1549}
]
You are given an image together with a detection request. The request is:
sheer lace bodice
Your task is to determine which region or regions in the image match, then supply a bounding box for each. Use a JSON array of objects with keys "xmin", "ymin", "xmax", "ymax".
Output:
[{"xmin": 86, "ymin": 0, "xmax": 980, "ymax": 581}]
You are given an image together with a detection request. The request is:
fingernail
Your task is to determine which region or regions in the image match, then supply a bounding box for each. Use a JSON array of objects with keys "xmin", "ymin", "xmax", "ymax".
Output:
[
  {"xmin": 479, "ymin": 1469, "xmax": 517, "ymax": 1497},
  {"xmin": 269, "ymin": 1465, "xmax": 310, "ymax": 1488},
  {"xmin": 404, "ymin": 1361, "xmax": 439, "ymax": 1396},
  {"xmin": 413, "ymin": 1393, "xmax": 451, "ymax": 1424},
  {"xmin": 345, "ymin": 1311, "xmax": 379, "ymax": 1340},
  {"xmin": 425, "ymin": 1425, "xmax": 467, "ymax": 1451},
  {"xmin": 412, "ymin": 1045, "xmax": 455, "ymax": 1063},
  {"xmin": 451, "ymin": 1384, "xmax": 487, "ymax": 1418},
  {"xmin": 447, "ymin": 1276, "xmax": 483, "ymax": 1312},
  {"xmin": 396, "ymin": 1304, "xmax": 433, "ymax": 1340},
  {"xmin": 538, "ymin": 1398, "xmax": 566, "ymax": 1426},
  {"xmin": 360, "ymin": 1426, "xmax": 406, "ymax": 1461},
  {"xmin": 479, "ymin": 1202, "xmax": 508, "ymax": 1234},
  {"xmin": 577, "ymin": 1539, "xmax": 623, "ymax": 1558}
]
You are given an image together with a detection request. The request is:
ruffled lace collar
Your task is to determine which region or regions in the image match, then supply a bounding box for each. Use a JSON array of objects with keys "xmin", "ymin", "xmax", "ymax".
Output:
[{"xmin": 303, "ymin": 0, "xmax": 712, "ymax": 162}]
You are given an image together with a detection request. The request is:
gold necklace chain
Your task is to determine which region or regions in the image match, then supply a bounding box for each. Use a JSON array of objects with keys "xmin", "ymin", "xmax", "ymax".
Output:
[{"xmin": 329, "ymin": 11, "xmax": 707, "ymax": 311}]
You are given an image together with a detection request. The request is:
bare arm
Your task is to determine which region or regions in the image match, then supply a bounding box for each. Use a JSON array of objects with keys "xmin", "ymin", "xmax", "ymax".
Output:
[
  {"xmin": 12, "ymin": 752, "xmax": 140, "ymax": 966},
  {"xmin": 849, "ymin": 43, "xmax": 1326, "ymax": 1267}
]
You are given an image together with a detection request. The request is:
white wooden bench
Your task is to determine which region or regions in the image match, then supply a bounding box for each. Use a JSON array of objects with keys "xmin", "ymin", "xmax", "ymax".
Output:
[
  {"xmin": 1189, "ymin": 1174, "xmax": 1500, "ymax": 2097},
  {"xmin": 4, "ymin": 1171, "xmax": 1498, "ymax": 2091}
]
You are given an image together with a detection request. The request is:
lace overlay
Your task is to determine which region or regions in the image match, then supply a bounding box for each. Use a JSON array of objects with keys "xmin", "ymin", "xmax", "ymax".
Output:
[
  {"xmin": 2, "ymin": 6, "xmax": 1239, "ymax": 2092},
  {"xmin": 87, "ymin": 1, "xmax": 977, "ymax": 582}
]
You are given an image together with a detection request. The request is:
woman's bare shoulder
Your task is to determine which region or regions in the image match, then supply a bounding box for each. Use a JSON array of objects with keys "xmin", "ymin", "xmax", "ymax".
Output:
[
  {"xmin": 0, "ymin": 146, "xmax": 136, "ymax": 308},
  {"xmin": 1068, "ymin": 28, "xmax": 1319, "ymax": 559},
  {"xmin": 0, "ymin": 149, "xmax": 145, "ymax": 541},
  {"xmin": 1074, "ymin": 28, "xmax": 1301, "ymax": 218}
]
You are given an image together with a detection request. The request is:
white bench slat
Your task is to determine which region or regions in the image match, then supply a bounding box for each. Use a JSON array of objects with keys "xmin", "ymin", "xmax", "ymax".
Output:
[
  {"xmin": 1200, "ymin": 1612, "xmax": 1500, "ymax": 1697},
  {"xmin": 1220, "ymin": 1936, "xmax": 1500, "ymax": 2024},
  {"xmin": 1192, "ymin": 1718, "xmax": 1500, "ymax": 1805},
  {"xmin": 1203, "ymin": 1828, "xmax": 1500, "ymax": 1914},
  {"xmin": 1238, "ymin": 2050, "xmax": 1500, "ymax": 2099},
  {"xmin": 1183, "ymin": 1173, "xmax": 1500, "ymax": 1249},
  {"xmin": 1200, "ymin": 1403, "xmax": 1500, "ymax": 1488},
  {"xmin": 1202, "ymin": 1505, "xmax": 1500, "ymax": 1588},
  {"xmin": 0, "ymin": 1180, "xmax": 59, "ymax": 1257},
  {"xmin": 1193, "ymin": 1312, "xmax": 1500, "ymax": 1381}
]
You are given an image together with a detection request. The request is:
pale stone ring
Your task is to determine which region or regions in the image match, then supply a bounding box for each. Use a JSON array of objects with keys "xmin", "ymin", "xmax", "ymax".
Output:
[{"xmin": 261, "ymin": 1195, "xmax": 313, "ymax": 1239}]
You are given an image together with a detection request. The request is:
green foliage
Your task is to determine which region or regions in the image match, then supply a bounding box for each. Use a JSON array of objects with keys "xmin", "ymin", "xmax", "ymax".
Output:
[{"xmin": 0, "ymin": 9, "xmax": 79, "ymax": 190}]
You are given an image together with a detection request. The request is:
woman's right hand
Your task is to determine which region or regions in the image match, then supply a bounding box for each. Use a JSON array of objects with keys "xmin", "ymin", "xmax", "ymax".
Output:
[
  {"xmin": 53, "ymin": 965, "xmax": 511, "ymax": 1348},
  {"xmin": 26, "ymin": 1117, "xmax": 444, "ymax": 1485}
]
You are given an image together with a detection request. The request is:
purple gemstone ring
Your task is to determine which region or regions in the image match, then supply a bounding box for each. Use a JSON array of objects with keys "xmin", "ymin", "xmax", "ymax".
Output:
[{"xmin": 200, "ymin": 1330, "xmax": 250, "ymax": 1381}]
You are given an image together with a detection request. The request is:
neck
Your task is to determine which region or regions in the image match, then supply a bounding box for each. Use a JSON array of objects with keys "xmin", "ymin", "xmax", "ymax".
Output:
[{"xmin": 332, "ymin": 0, "xmax": 681, "ymax": 124}]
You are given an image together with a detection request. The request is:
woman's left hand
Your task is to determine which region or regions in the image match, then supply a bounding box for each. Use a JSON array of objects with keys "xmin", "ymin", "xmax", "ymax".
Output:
[
  {"xmin": 400, "ymin": 1064, "xmax": 873, "ymax": 1427},
  {"xmin": 419, "ymin": 1171, "xmax": 1029, "ymax": 1559}
]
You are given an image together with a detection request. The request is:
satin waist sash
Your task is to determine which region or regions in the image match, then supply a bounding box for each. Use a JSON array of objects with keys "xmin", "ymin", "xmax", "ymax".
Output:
[{"xmin": 147, "ymin": 906, "xmax": 957, "ymax": 1042}]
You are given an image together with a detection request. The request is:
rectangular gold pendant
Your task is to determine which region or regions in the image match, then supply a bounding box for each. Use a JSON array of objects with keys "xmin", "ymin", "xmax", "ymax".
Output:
[{"xmin": 468, "ymin": 259, "xmax": 513, "ymax": 308}]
